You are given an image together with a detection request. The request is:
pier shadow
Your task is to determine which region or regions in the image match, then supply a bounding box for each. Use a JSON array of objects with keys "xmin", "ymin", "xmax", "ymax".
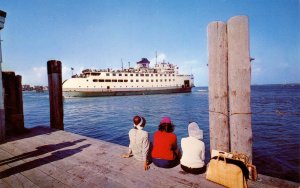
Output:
[
  {"xmin": 2, "ymin": 126, "xmax": 60, "ymax": 144},
  {"xmin": 0, "ymin": 138, "xmax": 86, "ymax": 166},
  {"xmin": 0, "ymin": 144, "xmax": 91, "ymax": 179}
]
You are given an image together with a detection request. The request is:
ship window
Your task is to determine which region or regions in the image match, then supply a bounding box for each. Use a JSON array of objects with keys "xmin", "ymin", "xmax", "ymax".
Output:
[
  {"xmin": 119, "ymin": 74, "xmax": 122, "ymax": 76},
  {"xmin": 91, "ymin": 73, "xmax": 101, "ymax": 76},
  {"xmin": 106, "ymin": 73, "xmax": 110, "ymax": 76},
  {"xmin": 136, "ymin": 74, "xmax": 139, "ymax": 76},
  {"xmin": 105, "ymin": 79, "xmax": 111, "ymax": 82},
  {"xmin": 124, "ymin": 80, "xmax": 128, "ymax": 82},
  {"xmin": 165, "ymin": 79, "xmax": 167, "ymax": 82},
  {"xmin": 93, "ymin": 79, "xmax": 98, "ymax": 82},
  {"xmin": 118, "ymin": 80, "xmax": 123, "ymax": 82},
  {"xmin": 160, "ymin": 74, "xmax": 162, "ymax": 76},
  {"xmin": 86, "ymin": 80, "xmax": 89, "ymax": 82},
  {"xmin": 145, "ymin": 74, "xmax": 149, "ymax": 76},
  {"xmin": 151, "ymin": 74, "xmax": 153, "ymax": 76},
  {"xmin": 164, "ymin": 74, "xmax": 167, "ymax": 76},
  {"xmin": 125, "ymin": 74, "xmax": 128, "ymax": 76},
  {"xmin": 173, "ymin": 79, "xmax": 175, "ymax": 81},
  {"xmin": 156, "ymin": 79, "xmax": 158, "ymax": 82},
  {"xmin": 141, "ymin": 79, "xmax": 144, "ymax": 82},
  {"xmin": 130, "ymin": 74, "xmax": 133, "ymax": 76},
  {"xmin": 136, "ymin": 79, "xmax": 139, "ymax": 82},
  {"xmin": 140, "ymin": 74, "xmax": 144, "ymax": 76},
  {"xmin": 113, "ymin": 73, "xmax": 116, "ymax": 76},
  {"xmin": 169, "ymin": 79, "xmax": 171, "ymax": 81},
  {"xmin": 172, "ymin": 74, "xmax": 175, "ymax": 76},
  {"xmin": 130, "ymin": 79, "xmax": 134, "ymax": 82},
  {"xmin": 99, "ymin": 79, "xmax": 104, "ymax": 82},
  {"xmin": 146, "ymin": 80, "xmax": 149, "ymax": 82},
  {"xmin": 169, "ymin": 74, "xmax": 171, "ymax": 76},
  {"xmin": 155, "ymin": 74, "xmax": 158, "ymax": 77},
  {"xmin": 151, "ymin": 79, "xmax": 153, "ymax": 82},
  {"xmin": 160, "ymin": 79, "xmax": 163, "ymax": 82},
  {"xmin": 112, "ymin": 79, "xmax": 117, "ymax": 82}
]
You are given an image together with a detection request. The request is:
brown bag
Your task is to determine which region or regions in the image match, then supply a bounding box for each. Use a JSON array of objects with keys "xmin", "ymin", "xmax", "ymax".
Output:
[
  {"xmin": 232, "ymin": 152, "xmax": 258, "ymax": 181},
  {"xmin": 247, "ymin": 164, "xmax": 258, "ymax": 181},
  {"xmin": 206, "ymin": 155, "xmax": 248, "ymax": 188}
]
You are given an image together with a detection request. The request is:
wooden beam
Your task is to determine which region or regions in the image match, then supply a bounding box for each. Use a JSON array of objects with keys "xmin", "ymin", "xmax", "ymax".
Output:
[
  {"xmin": 47, "ymin": 60, "xmax": 64, "ymax": 130},
  {"xmin": 207, "ymin": 21, "xmax": 230, "ymax": 153},
  {"xmin": 227, "ymin": 15, "xmax": 252, "ymax": 161},
  {"xmin": 0, "ymin": 32, "xmax": 5, "ymax": 141}
]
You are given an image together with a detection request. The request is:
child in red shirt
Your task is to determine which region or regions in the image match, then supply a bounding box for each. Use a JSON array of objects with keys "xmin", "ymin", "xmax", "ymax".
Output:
[{"xmin": 152, "ymin": 117, "xmax": 180, "ymax": 168}]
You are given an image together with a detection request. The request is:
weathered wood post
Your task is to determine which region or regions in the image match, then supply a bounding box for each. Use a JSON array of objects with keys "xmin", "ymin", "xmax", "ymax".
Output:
[
  {"xmin": 227, "ymin": 16, "xmax": 252, "ymax": 161},
  {"xmin": 47, "ymin": 60, "xmax": 64, "ymax": 130},
  {"xmin": 2, "ymin": 72, "xmax": 17, "ymax": 135},
  {"xmin": 0, "ymin": 10, "xmax": 7, "ymax": 141},
  {"xmin": 207, "ymin": 21, "xmax": 230, "ymax": 152},
  {"xmin": 2, "ymin": 73, "xmax": 25, "ymax": 134},
  {"xmin": 14, "ymin": 75, "xmax": 24, "ymax": 131}
]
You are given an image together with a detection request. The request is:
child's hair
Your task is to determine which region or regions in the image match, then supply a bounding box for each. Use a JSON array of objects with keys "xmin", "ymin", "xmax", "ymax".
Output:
[
  {"xmin": 158, "ymin": 123, "xmax": 174, "ymax": 133},
  {"xmin": 133, "ymin": 115, "xmax": 146, "ymax": 128}
]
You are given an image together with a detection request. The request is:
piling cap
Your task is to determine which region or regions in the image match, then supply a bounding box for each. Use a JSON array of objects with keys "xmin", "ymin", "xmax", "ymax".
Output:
[
  {"xmin": 0, "ymin": 10, "xmax": 7, "ymax": 18},
  {"xmin": 47, "ymin": 60, "xmax": 62, "ymax": 74}
]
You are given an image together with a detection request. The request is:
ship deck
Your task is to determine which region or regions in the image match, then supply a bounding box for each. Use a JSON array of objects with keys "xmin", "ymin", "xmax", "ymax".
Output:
[{"xmin": 0, "ymin": 126, "xmax": 299, "ymax": 187}]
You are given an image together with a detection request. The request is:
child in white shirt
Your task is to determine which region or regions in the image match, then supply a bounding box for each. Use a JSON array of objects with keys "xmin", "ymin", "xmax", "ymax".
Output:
[{"xmin": 180, "ymin": 122, "xmax": 206, "ymax": 174}]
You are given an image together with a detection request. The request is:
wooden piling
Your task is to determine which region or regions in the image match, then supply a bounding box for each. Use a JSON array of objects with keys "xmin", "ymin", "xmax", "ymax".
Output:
[
  {"xmin": 12, "ymin": 75, "xmax": 24, "ymax": 131},
  {"xmin": 47, "ymin": 60, "xmax": 64, "ymax": 130},
  {"xmin": 207, "ymin": 21, "xmax": 230, "ymax": 152},
  {"xmin": 227, "ymin": 16, "xmax": 252, "ymax": 161},
  {"xmin": 0, "ymin": 31, "xmax": 5, "ymax": 141},
  {"xmin": 2, "ymin": 71, "xmax": 18, "ymax": 135}
]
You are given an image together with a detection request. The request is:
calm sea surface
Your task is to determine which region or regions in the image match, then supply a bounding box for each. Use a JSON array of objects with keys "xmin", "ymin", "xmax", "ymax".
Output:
[{"xmin": 23, "ymin": 84, "xmax": 300, "ymax": 182}]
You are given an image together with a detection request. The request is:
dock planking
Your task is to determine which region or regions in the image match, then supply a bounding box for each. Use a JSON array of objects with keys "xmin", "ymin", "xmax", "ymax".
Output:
[{"xmin": 0, "ymin": 126, "xmax": 298, "ymax": 188}]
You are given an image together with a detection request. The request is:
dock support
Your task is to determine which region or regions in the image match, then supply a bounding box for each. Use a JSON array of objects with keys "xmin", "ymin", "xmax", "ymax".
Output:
[
  {"xmin": 227, "ymin": 16, "xmax": 252, "ymax": 161},
  {"xmin": 207, "ymin": 15, "xmax": 252, "ymax": 161},
  {"xmin": 14, "ymin": 75, "xmax": 24, "ymax": 131},
  {"xmin": 47, "ymin": 60, "xmax": 64, "ymax": 130},
  {"xmin": 207, "ymin": 21, "xmax": 230, "ymax": 152},
  {"xmin": 2, "ymin": 72, "xmax": 25, "ymax": 134},
  {"xmin": 0, "ymin": 10, "xmax": 6, "ymax": 141}
]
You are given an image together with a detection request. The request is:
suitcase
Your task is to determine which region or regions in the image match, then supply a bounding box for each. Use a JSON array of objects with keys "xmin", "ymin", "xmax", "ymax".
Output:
[{"xmin": 206, "ymin": 155, "xmax": 248, "ymax": 188}]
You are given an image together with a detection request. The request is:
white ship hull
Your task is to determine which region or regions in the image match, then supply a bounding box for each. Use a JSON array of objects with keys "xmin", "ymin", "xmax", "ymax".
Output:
[
  {"xmin": 63, "ymin": 87, "xmax": 192, "ymax": 98},
  {"xmin": 63, "ymin": 58, "xmax": 194, "ymax": 98}
]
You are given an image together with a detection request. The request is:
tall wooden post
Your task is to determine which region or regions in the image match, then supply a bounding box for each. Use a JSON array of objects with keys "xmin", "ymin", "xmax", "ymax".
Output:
[
  {"xmin": 227, "ymin": 16, "xmax": 252, "ymax": 161},
  {"xmin": 14, "ymin": 75, "xmax": 24, "ymax": 131},
  {"xmin": 2, "ymin": 72, "xmax": 17, "ymax": 135},
  {"xmin": 208, "ymin": 21, "xmax": 230, "ymax": 152},
  {"xmin": 47, "ymin": 60, "xmax": 64, "ymax": 130},
  {"xmin": 0, "ymin": 10, "xmax": 6, "ymax": 141}
]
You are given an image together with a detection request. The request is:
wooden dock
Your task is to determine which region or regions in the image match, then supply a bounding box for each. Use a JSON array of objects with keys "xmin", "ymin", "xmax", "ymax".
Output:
[{"xmin": 0, "ymin": 126, "xmax": 298, "ymax": 188}]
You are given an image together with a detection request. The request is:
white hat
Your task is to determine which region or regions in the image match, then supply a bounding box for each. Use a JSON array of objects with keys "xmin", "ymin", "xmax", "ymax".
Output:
[{"xmin": 188, "ymin": 122, "xmax": 203, "ymax": 140}]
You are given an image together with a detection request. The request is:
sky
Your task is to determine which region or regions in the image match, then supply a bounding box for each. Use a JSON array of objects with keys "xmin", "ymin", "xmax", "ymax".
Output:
[{"xmin": 0, "ymin": 0, "xmax": 299, "ymax": 86}]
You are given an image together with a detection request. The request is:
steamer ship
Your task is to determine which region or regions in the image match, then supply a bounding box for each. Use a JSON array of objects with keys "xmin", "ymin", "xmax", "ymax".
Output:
[{"xmin": 62, "ymin": 58, "xmax": 194, "ymax": 97}]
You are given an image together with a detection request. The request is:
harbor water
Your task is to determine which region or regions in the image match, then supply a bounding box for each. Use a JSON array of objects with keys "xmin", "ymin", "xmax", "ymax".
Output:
[{"xmin": 23, "ymin": 84, "xmax": 300, "ymax": 183}]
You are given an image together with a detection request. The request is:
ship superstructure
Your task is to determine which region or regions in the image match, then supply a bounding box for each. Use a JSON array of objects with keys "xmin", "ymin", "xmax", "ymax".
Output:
[{"xmin": 62, "ymin": 58, "xmax": 194, "ymax": 97}]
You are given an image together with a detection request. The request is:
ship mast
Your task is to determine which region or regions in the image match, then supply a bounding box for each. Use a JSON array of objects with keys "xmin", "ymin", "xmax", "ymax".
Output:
[{"xmin": 121, "ymin": 58, "xmax": 124, "ymax": 71}]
